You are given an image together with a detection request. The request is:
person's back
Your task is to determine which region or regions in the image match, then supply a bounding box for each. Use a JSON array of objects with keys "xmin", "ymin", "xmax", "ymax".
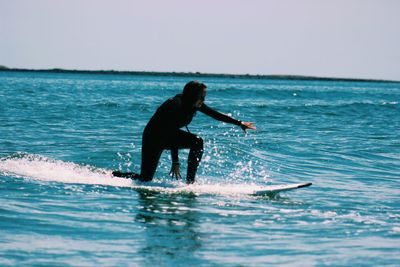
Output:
[{"xmin": 144, "ymin": 94, "xmax": 195, "ymax": 136}]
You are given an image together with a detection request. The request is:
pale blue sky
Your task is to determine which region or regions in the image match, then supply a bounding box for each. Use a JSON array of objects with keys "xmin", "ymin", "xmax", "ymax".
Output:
[{"xmin": 1, "ymin": 0, "xmax": 399, "ymax": 80}]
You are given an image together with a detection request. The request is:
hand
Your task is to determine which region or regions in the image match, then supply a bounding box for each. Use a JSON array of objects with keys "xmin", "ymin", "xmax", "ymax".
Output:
[
  {"xmin": 240, "ymin": 121, "xmax": 256, "ymax": 133},
  {"xmin": 169, "ymin": 162, "xmax": 182, "ymax": 180}
]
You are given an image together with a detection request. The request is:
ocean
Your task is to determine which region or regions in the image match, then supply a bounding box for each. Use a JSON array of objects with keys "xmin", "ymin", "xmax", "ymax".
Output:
[{"xmin": 0, "ymin": 71, "xmax": 399, "ymax": 266}]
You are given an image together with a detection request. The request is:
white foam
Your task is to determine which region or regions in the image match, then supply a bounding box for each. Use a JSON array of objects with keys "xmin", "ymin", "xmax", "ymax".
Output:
[
  {"xmin": 391, "ymin": 227, "xmax": 400, "ymax": 233},
  {"xmin": 0, "ymin": 154, "xmax": 132, "ymax": 187}
]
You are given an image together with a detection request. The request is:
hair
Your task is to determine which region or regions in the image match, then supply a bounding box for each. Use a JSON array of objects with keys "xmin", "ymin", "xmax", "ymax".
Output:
[{"xmin": 182, "ymin": 81, "xmax": 207, "ymax": 105}]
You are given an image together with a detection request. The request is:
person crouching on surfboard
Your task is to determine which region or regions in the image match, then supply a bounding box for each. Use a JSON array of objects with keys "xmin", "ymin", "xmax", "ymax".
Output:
[{"xmin": 113, "ymin": 81, "xmax": 256, "ymax": 184}]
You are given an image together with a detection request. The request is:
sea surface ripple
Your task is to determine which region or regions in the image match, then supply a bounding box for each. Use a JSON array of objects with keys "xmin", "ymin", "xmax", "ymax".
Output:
[{"xmin": 1, "ymin": 71, "xmax": 399, "ymax": 266}]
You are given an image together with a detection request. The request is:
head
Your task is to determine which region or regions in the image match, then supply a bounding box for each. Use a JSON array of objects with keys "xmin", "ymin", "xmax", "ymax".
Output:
[{"xmin": 182, "ymin": 81, "xmax": 207, "ymax": 108}]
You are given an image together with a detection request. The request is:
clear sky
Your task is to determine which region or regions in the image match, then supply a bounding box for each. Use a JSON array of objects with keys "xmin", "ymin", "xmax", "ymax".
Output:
[{"xmin": 1, "ymin": 0, "xmax": 399, "ymax": 80}]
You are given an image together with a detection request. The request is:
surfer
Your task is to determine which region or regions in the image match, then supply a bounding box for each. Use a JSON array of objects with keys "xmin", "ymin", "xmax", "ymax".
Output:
[{"xmin": 113, "ymin": 81, "xmax": 255, "ymax": 184}]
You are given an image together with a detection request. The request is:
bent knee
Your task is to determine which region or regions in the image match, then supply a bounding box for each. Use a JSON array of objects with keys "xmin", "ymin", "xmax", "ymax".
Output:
[{"xmin": 193, "ymin": 136, "xmax": 204, "ymax": 149}]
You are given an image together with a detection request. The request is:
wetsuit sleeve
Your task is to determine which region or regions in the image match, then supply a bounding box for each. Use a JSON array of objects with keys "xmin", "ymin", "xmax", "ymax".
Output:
[
  {"xmin": 199, "ymin": 104, "xmax": 242, "ymax": 126},
  {"xmin": 171, "ymin": 148, "xmax": 179, "ymax": 163},
  {"xmin": 168, "ymin": 99, "xmax": 180, "ymax": 163}
]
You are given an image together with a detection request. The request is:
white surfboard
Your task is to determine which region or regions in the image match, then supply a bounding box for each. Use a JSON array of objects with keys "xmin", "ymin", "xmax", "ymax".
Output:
[
  {"xmin": 110, "ymin": 171, "xmax": 312, "ymax": 196},
  {"xmin": 127, "ymin": 181, "xmax": 312, "ymax": 197}
]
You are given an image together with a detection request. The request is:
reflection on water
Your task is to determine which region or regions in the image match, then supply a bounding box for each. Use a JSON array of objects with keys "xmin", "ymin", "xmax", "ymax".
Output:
[{"xmin": 135, "ymin": 191, "xmax": 205, "ymax": 265}]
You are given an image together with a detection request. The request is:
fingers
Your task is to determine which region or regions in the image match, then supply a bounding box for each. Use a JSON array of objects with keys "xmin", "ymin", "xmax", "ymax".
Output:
[
  {"xmin": 241, "ymin": 121, "xmax": 256, "ymax": 131},
  {"xmin": 171, "ymin": 172, "xmax": 182, "ymax": 180},
  {"xmin": 245, "ymin": 122, "xmax": 256, "ymax": 130},
  {"xmin": 169, "ymin": 168, "xmax": 182, "ymax": 180}
]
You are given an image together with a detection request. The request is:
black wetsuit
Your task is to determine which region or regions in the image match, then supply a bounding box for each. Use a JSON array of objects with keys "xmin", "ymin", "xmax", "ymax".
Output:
[
  {"xmin": 107, "ymin": 93, "xmax": 244, "ymax": 183},
  {"xmin": 137, "ymin": 93, "xmax": 242, "ymax": 183}
]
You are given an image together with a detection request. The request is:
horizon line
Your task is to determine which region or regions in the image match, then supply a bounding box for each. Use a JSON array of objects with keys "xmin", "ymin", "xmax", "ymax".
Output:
[{"xmin": 0, "ymin": 66, "xmax": 399, "ymax": 84}]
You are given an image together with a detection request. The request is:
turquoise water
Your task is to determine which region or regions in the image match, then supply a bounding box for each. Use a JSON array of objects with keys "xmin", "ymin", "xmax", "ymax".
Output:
[{"xmin": 1, "ymin": 71, "xmax": 399, "ymax": 266}]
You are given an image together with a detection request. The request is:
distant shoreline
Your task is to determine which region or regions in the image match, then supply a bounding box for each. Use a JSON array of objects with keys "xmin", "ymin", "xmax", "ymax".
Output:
[{"xmin": 0, "ymin": 67, "xmax": 399, "ymax": 84}]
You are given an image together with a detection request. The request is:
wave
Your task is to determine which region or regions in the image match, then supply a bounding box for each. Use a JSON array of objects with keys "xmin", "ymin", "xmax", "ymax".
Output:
[
  {"xmin": 303, "ymin": 100, "xmax": 399, "ymax": 108},
  {"xmin": 248, "ymin": 100, "xmax": 399, "ymax": 109}
]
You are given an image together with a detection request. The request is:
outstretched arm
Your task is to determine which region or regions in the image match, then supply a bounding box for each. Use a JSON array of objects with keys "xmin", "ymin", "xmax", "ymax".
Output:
[
  {"xmin": 199, "ymin": 104, "xmax": 241, "ymax": 125},
  {"xmin": 199, "ymin": 104, "xmax": 256, "ymax": 132}
]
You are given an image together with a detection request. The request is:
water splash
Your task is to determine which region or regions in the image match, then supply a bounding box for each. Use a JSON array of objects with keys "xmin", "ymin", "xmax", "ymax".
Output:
[{"xmin": 0, "ymin": 153, "xmax": 282, "ymax": 197}]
